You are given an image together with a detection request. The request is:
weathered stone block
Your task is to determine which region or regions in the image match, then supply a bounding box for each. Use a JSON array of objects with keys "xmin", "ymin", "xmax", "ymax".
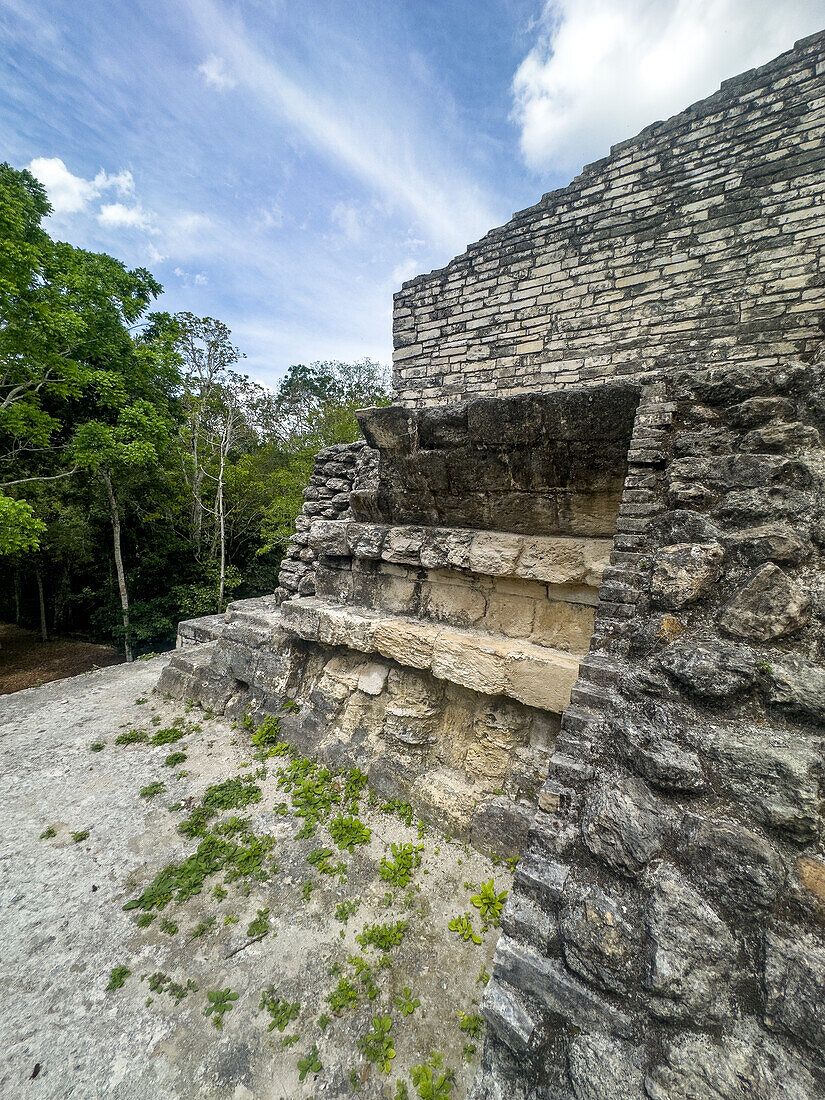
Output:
[
  {"xmin": 581, "ymin": 777, "xmax": 669, "ymax": 877},
  {"xmin": 677, "ymin": 812, "xmax": 783, "ymax": 913},
  {"xmin": 764, "ymin": 928, "xmax": 825, "ymax": 1063},
  {"xmin": 651, "ymin": 542, "xmax": 724, "ymax": 608},
  {"xmin": 718, "ymin": 563, "xmax": 810, "ymax": 641},
  {"xmin": 645, "ymin": 866, "xmax": 737, "ymax": 1022},
  {"xmin": 659, "ymin": 640, "xmax": 757, "ymax": 698},
  {"xmin": 559, "ymin": 884, "xmax": 643, "ymax": 993}
]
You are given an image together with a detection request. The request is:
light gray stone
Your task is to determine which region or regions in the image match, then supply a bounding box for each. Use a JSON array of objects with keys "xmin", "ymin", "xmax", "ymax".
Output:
[
  {"xmin": 718, "ymin": 563, "xmax": 810, "ymax": 641},
  {"xmin": 676, "ymin": 813, "xmax": 783, "ymax": 912},
  {"xmin": 651, "ymin": 542, "xmax": 724, "ymax": 609},
  {"xmin": 559, "ymin": 885, "xmax": 643, "ymax": 993},
  {"xmin": 659, "ymin": 640, "xmax": 756, "ymax": 699},
  {"xmin": 567, "ymin": 1033, "xmax": 645, "ymax": 1100},
  {"xmin": 581, "ymin": 777, "xmax": 669, "ymax": 878},
  {"xmin": 481, "ymin": 979, "xmax": 545, "ymax": 1055},
  {"xmin": 764, "ymin": 928, "xmax": 825, "ymax": 1063},
  {"xmin": 645, "ymin": 866, "xmax": 737, "ymax": 1022}
]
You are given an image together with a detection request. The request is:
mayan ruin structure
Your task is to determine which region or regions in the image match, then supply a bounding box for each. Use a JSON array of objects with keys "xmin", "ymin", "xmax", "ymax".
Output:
[{"xmin": 160, "ymin": 31, "xmax": 825, "ymax": 1099}]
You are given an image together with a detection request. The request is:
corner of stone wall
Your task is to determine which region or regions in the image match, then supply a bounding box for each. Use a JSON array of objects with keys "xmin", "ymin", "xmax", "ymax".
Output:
[
  {"xmin": 274, "ymin": 441, "xmax": 377, "ymax": 602},
  {"xmin": 472, "ymin": 364, "xmax": 825, "ymax": 1099}
]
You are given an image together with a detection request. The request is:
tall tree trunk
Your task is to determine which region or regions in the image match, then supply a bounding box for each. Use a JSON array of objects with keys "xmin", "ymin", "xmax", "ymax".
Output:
[
  {"xmin": 216, "ymin": 447, "xmax": 226, "ymax": 613},
  {"xmin": 13, "ymin": 570, "xmax": 21, "ymax": 624},
  {"xmin": 102, "ymin": 470, "xmax": 133, "ymax": 662},
  {"xmin": 36, "ymin": 570, "xmax": 48, "ymax": 642}
]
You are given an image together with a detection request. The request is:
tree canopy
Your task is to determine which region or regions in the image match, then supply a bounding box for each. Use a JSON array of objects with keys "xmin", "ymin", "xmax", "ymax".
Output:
[{"xmin": 0, "ymin": 161, "xmax": 390, "ymax": 656}]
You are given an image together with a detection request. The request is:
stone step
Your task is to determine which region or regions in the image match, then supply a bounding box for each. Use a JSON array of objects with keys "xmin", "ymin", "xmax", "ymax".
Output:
[
  {"xmin": 280, "ymin": 597, "xmax": 581, "ymax": 714},
  {"xmin": 308, "ymin": 519, "xmax": 612, "ymax": 589}
]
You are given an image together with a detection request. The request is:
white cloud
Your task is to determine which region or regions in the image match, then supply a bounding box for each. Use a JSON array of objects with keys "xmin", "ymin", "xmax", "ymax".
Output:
[
  {"xmin": 258, "ymin": 204, "xmax": 284, "ymax": 230},
  {"xmin": 513, "ymin": 0, "xmax": 824, "ymax": 174},
  {"xmin": 28, "ymin": 157, "xmax": 136, "ymax": 216},
  {"xmin": 198, "ymin": 54, "xmax": 237, "ymax": 90},
  {"xmin": 173, "ymin": 265, "xmax": 209, "ymax": 287},
  {"xmin": 97, "ymin": 202, "xmax": 154, "ymax": 230}
]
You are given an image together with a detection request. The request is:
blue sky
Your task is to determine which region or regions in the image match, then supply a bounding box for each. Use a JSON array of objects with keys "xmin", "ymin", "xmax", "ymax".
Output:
[{"xmin": 1, "ymin": 0, "xmax": 822, "ymax": 387}]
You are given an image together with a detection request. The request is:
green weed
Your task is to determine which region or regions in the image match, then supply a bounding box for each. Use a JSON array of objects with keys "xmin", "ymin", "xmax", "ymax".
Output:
[
  {"xmin": 471, "ymin": 879, "xmax": 508, "ymax": 926},
  {"xmin": 247, "ymin": 908, "xmax": 270, "ymax": 937},
  {"xmin": 329, "ymin": 814, "xmax": 371, "ymax": 852},
  {"xmin": 164, "ymin": 751, "xmax": 187, "ymax": 767},
  {"xmin": 204, "ymin": 988, "xmax": 238, "ymax": 1029},
  {"xmin": 260, "ymin": 988, "xmax": 300, "ymax": 1032},
  {"xmin": 411, "ymin": 1053, "xmax": 454, "ymax": 1099},
  {"xmin": 106, "ymin": 966, "xmax": 131, "ymax": 990},
  {"xmin": 140, "ymin": 781, "xmax": 166, "ymax": 800},
  {"xmin": 90, "ymin": 742, "xmax": 105, "ymax": 752},
  {"xmin": 115, "ymin": 729, "xmax": 149, "ymax": 746},
  {"xmin": 151, "ymin": 727, "xmax": 186, "ymax": 746},
  {"xmin": 448, "ymin": 914, "xmax": 481, "ymax": 944},
  {"xmin": 39, "ymin": 826, "xmax": 56, "ymax": 840},
  {"xmin": 359, "ymin": 1014, "xmax": 395, "ymax": 1074},
  {"xmin": 326, "ymin": 976, "xmax": 359, "ymax": 1013},
  {"xmin": 356, "ymin": 920, "xmax": 407, "ymax": 952},
  {"xmin": 394, "ymin": 987, "xmax": 421, "ymax": 1017},
  {"xmin": 178, "ymin": 776, "xmax": 263, "ymax": 838},
  {"xmin": 379, "ymin": 842, "xmax": 424, "ymax": 888},
  {"xmin": 335, "ymin": 898, "xmax": 361, "ymax": 924},
  {"xmin": 458, "ymin": 1011, "xmax": 484, "ymax": 1040},
  {"xmin": 297, "ymin": 1045, "xmax": 322, "ymax": 1082},
  {"xmin": 72, "ymin": 830, "xmax": 89, "ymax": 843}
]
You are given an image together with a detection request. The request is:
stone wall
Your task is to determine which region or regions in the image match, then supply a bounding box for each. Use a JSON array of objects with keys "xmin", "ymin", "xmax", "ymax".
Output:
[
  {"xmin": 393, "ymin": 31, "xmax": 825, "ymax": 408},
  {"xmin": 474, "ymin": 362, "xmax": 825, "ymax": 1099},
  {"xmin": 274, "ymin": 441, "xmax": 374, "ymax": 601}
]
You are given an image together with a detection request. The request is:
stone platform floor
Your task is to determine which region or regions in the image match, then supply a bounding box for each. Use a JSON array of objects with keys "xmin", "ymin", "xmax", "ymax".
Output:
[{"xmin": 0, "ymin": 656, "xmax": 511, "ymax": 1099}]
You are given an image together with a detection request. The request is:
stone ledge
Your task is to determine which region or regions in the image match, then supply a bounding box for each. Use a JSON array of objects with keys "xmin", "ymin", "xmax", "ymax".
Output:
[
  {"xmin": 308, "ymin": 519, "xmax": 612, "ymax": 588},
  {"xmin": 280, "ymin": 597, "xmax": 581, "ymax": 714}
]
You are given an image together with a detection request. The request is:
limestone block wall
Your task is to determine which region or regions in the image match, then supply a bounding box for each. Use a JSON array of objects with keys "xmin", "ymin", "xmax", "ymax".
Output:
[
  {"xmin": 474, "ymin": 362, "xmax": 825, "ymax": 1100},
  {"xmin": 393, "ymin": 31, "xmax": 825, "ymax": 408}
]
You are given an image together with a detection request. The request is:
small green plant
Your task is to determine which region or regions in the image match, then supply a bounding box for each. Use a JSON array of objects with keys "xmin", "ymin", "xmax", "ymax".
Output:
[
  {"xmin": 348, "ymin": 955, "xmax": 380, "ymax": 1000},
  {"xmin": 379, "ymin": 842, "xmax": 424, "ymax": 888},
  {"xmin": 471, "ymin": 879, "xmax": 508, "ymax": 926},
  {"xmin": 396, "ymin": 1082, "xmax": 410, "ymax": 1100},
  {"xmin": 39, "ymin": 826, "xmax": 56, "ymax": 840},
  {"xmin": 394, "ymin": 987, "xmax": 421, "ymax": 1017},
  {"xmin": 90, "ymin": 742, "xmax": 105, "ymax": 752},
  {"xmin": 136, "ymin": 912, "xmax": 156, "ymax": 928},
  {"xmin": 462, "ymin": 1044, "xmax": 476, "ymax": 1062},
  {"xmin": 251, "ymin": 714, "xmax": 282, "ymax": 755},
  {"xmin": 360, "ymin": 1014, "xmax": 395, "ymax": 1074},
  {"xmin": 106, "ymin": 966, "xmax": 131, "ymax": 990},
  {"xmin": 318, "ymin": 1013, "xmax": 331, "ymax": 1031},
  {"xmin": 160, "ymin": 919, "xmax": 178, "ymax": 935},
  {"xmin": 281, "ymin": 699, "xmax": 300, "ymax": 713},
  {"xmin": 301, "ymin": 881, "xmax": 314, "ymax": 902},
  {"xmin": 260, "ymin": 988, "xmax": 300, "ymax": 1032},
  {"xmin": 115, "ymin": 728, "xmax": 149, "ymax": 745},
  {"xmin": 190, "ymin": 916, "xmax": 216, "ymax": 939},
  {"xmin": 204, "ymin": 988, "xmax": 239, "ymax": 1029},
  {"xmin": 380, "ymin": 798, "xmax": 414, "ymax": 827},
  {"xmin": 140, "ymin": 781, "xmax": 166, "ymax": 800},
  {"xmin": 329, "ymin": 814, "xmax": 372, "ymax": 852},
  {"xmin": 476, "ymin": 965, "xmax": 490, "ymax": 986},
  {"xmin": 335, "ymin": 898, "xmax": 361, "ymax": 924},
  {"xmin": 281, "ymin": 1034, "xmax": 299, "ymax": 1048},
  {"xmin": 145, "ymin": 972, "xmax": 195, "ymax": 1003},
  {"xmin": 297, "ymin": 1044, "xmax": 322, "ymax": 1082},
  {"xmin": 356, "ymin": 920, "xmax": 407, "ymax": 951},
  {"xmin": 223, "ymin": 913, "xmax": 239, "ymax": 926},
  {"xmin": 247, "ymin": 908, "xmax": 270, "ymax": 937},
  {"xmin": 135, "ymin": 697, "xmax": 148, "ymax": 705},
  {"xmin": 164, "ymin": 751, "xmax": 187, "ymax": 767},
  {"xmin": 458, "ymin": 1011, "xmax": 484, "ymax": 1040},
  {"xmin": 212, "ymin": 885, "xmax": 228, "ymax": 901},
  {"xmin": 72, "ymin": 830, "xmax": 89, "ymax": 843},
  {"xmin": 411, "ymin": 1053, "xmax": 454, "ymax": 1099},
  {"xmin": 151, "ymin": 726, "xmax": 186, "ymax": 746},
  {"xmin": 326, "ymin": 976, "xmax": 359, "ymax": 1013},
  {"xmin": 448, "ymin": 914, "xmax": 481, "ymax": 944},
  {"xmin": 307, "ymin": 847, "xmax": 346, "ymax": 876}
]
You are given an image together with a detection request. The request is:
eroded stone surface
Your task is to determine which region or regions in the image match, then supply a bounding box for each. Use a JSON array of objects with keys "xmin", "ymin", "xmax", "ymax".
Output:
[
  {"xmin": 718, "ymin": 563, "xmax": 810, "ymax": 641},
  {"xmin": 581, "ymin": 777, "xmax": 669, "ymax": 878},
  {"xmin": 651, "ymin": 542, "xmax": 724, "ymax": 608}
]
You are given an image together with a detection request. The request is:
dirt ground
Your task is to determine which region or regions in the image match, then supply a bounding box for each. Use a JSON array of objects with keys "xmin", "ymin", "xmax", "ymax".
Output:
[
  {"xmin": 0, "ymin": 656, "xmax": 512, "ymax": 1099},
  {"xmin": 0, "ymin": 622, "xmax": 124, "ymax": 694}
]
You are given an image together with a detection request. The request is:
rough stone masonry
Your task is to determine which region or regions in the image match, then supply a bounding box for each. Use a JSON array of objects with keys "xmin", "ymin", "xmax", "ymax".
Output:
[{"xmin": 162, "ymin": 30, "xmax": 825, "ymax": 1100}]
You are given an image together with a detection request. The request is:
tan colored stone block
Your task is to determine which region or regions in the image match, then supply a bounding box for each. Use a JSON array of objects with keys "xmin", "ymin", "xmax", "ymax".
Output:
[
  {"xmin": 431, "ymin": 630, "xmax": 510, "ymax": 696},
  {"xmin": 424, "ymin": 579, "xmax": 487, "ymax": 627},
  {"xmin": 797, "ymin": 856, "xmax": 825, "ymax": 913},
  {"xmin": 465, "ymin": 742, "xmax": 510, "ymax": 783},
  {"xmin": 532, "ymin": 599, "xmax": 596, "ymax": 653},
  {"xmin": 468, "ymin": 532, "xmax": 524, "ymax": 576},
  {"xmin": 506, "ymin": 648, "xmax": 580, "ymax": 713},
  {"xmin": 372, "ymin": 618, "xmax": 435, "ymax": 670},
  {"xmin": 485, "ymin": 592, "xmax": 535, "ymax": 638}
]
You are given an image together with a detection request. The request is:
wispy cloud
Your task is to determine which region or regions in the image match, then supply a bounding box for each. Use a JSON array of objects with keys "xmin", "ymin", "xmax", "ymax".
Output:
[
  {"xmin": 513, "ymin": 0, "xmax": 823, "ymax": 174},
  {"xmin": 197, "ymin": 54, "xmax": 236, "ymax": 90},
  {"xmin": 97, "ymin": 201, "xmax": 154, "ymax": 230},
  {"xmin": 183, "ymin": 0, "xmax": 499, "ymax": 254}
]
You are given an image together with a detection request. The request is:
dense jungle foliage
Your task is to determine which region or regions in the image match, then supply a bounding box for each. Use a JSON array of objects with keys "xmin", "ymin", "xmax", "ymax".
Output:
[{"xmin": 0, "ymin": 162, "xmax": 389, "ymax": 657}]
